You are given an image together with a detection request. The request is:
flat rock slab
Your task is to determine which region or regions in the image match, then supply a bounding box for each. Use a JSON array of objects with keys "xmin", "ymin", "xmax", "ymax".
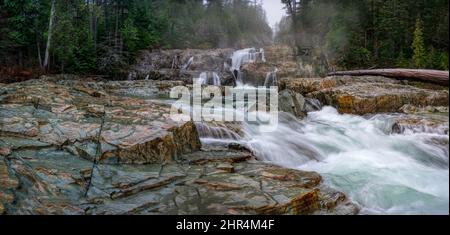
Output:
[
  {"xmin": 0, "ymin": 79, "xmax": 201, "ymax": 165},
  {"xmin": 2, "ymin": 145, "xmax": 358, "ymax": 215},
  {"xmin": 280, "ymin": 76, "xmax": 449, "ymax": 115},
  {"xmin": 0, "ymin": 77, "xmax": 358, "ymax": 215}
]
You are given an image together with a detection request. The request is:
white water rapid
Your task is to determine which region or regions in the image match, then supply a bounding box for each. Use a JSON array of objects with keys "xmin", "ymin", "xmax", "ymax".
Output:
[
  {"xmin": 198, "ymin": 103, "xmax": 449, "ymax": 215},
  {"xmin": 164, "ymin": 47, "xmax": 449, "ymax": 215}
]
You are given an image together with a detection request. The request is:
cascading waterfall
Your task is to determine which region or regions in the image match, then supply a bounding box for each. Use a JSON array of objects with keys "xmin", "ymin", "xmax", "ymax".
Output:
[
  {"xmin": 264, "ymin": 67, "xmax": 278, "ymax": 87},
  {"xmin": 230, "ymin": 48, "xmax": 265, "ymax": 86},
  {"xmin": 195, "ymin": 72, "xmax": 221, "ymax": 86}
]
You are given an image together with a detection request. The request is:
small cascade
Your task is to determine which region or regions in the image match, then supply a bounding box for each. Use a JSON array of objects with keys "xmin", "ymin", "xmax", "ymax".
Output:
[
  {"xmin": 196, "ymin": 123, "xmax": 241, "ymax": 141},
  {"xmin": 260, "ymin": 48, "xmax": 266, "ymax": 62},
  {"xmin": 304, "ymin": 98, "xmax": 322, "ymax": 112},
  {"xmin": 195, "ymin": 72, "xmax": 221, "ymax": 86},
  {"xmin": 230, "ymin": 48, "xmax": 265, "ymax": 86},
  {"xmin": 264, "ymin": 67, "xmax": 278, "ymax": 87},
  {"xmin": 182, "ymin": 56, "xmax": 194, "ymax": 70},
  {"xmin": 212, "ymin": 72, "xmax": 221, "ymax": 86}
]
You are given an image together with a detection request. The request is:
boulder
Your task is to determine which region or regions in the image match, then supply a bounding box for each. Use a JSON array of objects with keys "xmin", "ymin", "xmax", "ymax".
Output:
[{"xmin": 279, "ymin": 90, "xmax": 308, "ymax": 119}]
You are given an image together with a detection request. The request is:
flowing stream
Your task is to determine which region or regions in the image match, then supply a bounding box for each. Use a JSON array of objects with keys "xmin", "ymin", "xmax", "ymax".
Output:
[
  {"xmin": 182, "ymin": 79, "xmax": 449, "ymax": 215},
  {"xmin": 257, "ymin": 108, "xmax": 448, "ymax": 215},
  {"xmin": 159, "ymin": 48, "xmax": 449, "ymax": 215},
  {"xmin": 197, "ymin": 102, "xmax": 449, "ymax": 215}
]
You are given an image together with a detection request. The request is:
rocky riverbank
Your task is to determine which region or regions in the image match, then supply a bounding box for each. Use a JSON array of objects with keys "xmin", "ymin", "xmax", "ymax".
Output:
[
  {"xmin": 0, "ymin": 76, "xmax": 359, "ymax": 215},
  {"xmin": 279, "ymin": 75, "xmax": 449, "ymax": 116},
  {"xmin": 1, "ymin": 46, "xmax": 448, "ymax": 215}
]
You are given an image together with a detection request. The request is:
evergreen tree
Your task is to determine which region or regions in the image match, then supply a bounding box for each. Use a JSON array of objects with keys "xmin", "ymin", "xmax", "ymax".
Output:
[{"xmin": 412, "ymin": 17, "xmax": 427, "ymax": 69}]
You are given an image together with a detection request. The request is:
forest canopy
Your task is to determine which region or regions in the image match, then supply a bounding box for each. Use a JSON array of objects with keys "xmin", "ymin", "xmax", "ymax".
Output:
[
  {"xmin": 0, "ymin": 0, "xmax": 272, "ymax": 75},
  {"xmin": 277, "ymin": 0, "xmax": 449, "ymax": 71},
  {"xmin": 0, "ymin": 0, "xmax": 448, "ymax": 77}
]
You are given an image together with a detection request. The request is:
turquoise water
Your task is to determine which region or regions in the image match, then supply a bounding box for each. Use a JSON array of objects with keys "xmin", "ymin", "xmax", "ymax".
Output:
[{"xmin": 245, "ymin": 107, "xmax": 449, "ymax": 215}]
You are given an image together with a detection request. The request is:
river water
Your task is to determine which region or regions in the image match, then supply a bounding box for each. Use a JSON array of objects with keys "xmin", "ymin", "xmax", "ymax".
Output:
[
  {"xmin": 158, "ymin": 48, "xmax": 449, "ymax": 215},
  {"xmin": 245, "ymin": 107, "xmax": 449, "ymax": 215},
  {"xmin": 163, "ymin": 88, "xmax": 449, "ymax": 215}
]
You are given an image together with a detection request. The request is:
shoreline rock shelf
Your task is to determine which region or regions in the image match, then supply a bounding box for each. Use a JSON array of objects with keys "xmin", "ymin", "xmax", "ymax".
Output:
[
  {"xmin": 0, "ymin": 78, "xmax": 358, "ymax": 215},
  {"xmin": 280, "ymin": 76, "xmax": 449, "ymax": 115}
]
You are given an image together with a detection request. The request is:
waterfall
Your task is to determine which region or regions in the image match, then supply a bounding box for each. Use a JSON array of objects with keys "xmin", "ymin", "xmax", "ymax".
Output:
[
  {"xmin": 264, "ymin": 67, "xmax": 278, "ymax": 87},
  {"xmin": 230, "ymin": 48, "xmax": 265, "ymax": 86},
  {"xmin": 260, "ymin": 48, "xmax": 266, "ymax": 62},
  {"xmin": 212, "ymin": 72, "xmax": 221, "ymax": 86},
  {"xmin": 195, "ymin": 72, "xmax": 208, "ymax": 85},
  {"xmin": 195, "ymin": 72, "xmax": 221, "ymax": 86},
  {"xmin": 182, "ymin": 56, "xmax": 194, "ymax": 70},
  {"xmin": 196, "ymin": 122, "xmax": 241, "ymax": 142}
]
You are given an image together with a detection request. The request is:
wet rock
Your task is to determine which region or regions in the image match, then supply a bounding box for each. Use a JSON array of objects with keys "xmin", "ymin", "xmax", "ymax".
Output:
[
  {"xmin": 304, "ymin": 98, "xmax": 323, "ymax": 112},
  {"xmin": 0, "ymin": 156, "xmax": 19, "ymax": 214},
  {"xmin": 128, "ymin": 45, "xmax": 318, "ymax": 86},
  {"xmin": 86, "ymin": 104, "xmax": 105, "ymax": 117},
  {"xmin": 0, "ymin": 76, "xmax": 358, "ymax": 215},
  {"xmin": 216, "ymin": 163, "xmax": 235, "ymax": 173},
  {"xmin": 281, "ymin": 76, "xmax": 449, "ymax": 115},
  {"xmin": 2, "ymin": 145, "xmax": 358, "ymax": 215},
  {"xmin": 129, "ymin": 49, "xmax": 235, "ymax": 83},
  {"xmin": 0, "ymin": 79, "xmax": 202, "ymax": 164},
  {"xmin": 400, "ymin": 104, "xmax": 449, "ymax": 114},
  {"xmin": 101, "ymin": 121, "xmax": 201, "ymax": 164},
  {"xmin": 279, "ymin": 90, "xmax": 307, "ymax": 119},
  {"xmin": 392, "ymin": 114, "xmax": 449, "ymax": 135},
  {"xmin": 0, "ymin": 148, "xmax": 11, "ymax": 156},
  {"xmin": 279, "ymin": 76, "xmax": 401, "ymax": 94},
  {"xmin": 310, "ymin": 83, "xmax": 448, "ymax": 115}
]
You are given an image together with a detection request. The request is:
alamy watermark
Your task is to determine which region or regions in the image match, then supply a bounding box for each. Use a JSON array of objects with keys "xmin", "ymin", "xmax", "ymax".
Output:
[{"xmin": 170, "ymin": 83, "xmax": 279, "ymax": 133}]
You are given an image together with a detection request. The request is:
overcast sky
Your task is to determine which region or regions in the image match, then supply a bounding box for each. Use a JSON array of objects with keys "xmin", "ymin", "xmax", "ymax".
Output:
[{"xmin": 261, "ymin": 0, "xmax": 286, "ymax": 29}]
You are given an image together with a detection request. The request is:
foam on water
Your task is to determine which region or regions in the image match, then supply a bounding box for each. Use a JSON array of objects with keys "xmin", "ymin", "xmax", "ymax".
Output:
[
  {"xmin": 245, "ymin": 107, "xmax": 449, "ymax": 215},
  {"xmin": 164, "ymin": 81, "xmax": 449, "ymax": 215}
]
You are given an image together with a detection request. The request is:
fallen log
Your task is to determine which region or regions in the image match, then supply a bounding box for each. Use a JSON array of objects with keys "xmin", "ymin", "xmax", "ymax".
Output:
[{"xmin": 328, "ymin": 69, "xmax": 449, "ymax": 86}]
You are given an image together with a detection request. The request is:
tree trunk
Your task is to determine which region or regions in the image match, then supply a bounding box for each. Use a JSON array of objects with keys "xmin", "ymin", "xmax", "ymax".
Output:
[
  {"xmin": 328, "ymin": 69, "xmax": 449, "ymax": 86},
  {"xmin": 43, "ymin": 0, "xmax": 56, "ymax": 72},
  {"xmin": 37, "ymin": 42, "xmax": 42, "ymax": 69},
  {"xmin": 90, "ymin": 0, "xmax": 98, "ymax": 51},
  {"xmin": 93, "ymin": 0, "xmax": 97, "ymax": 51}
]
